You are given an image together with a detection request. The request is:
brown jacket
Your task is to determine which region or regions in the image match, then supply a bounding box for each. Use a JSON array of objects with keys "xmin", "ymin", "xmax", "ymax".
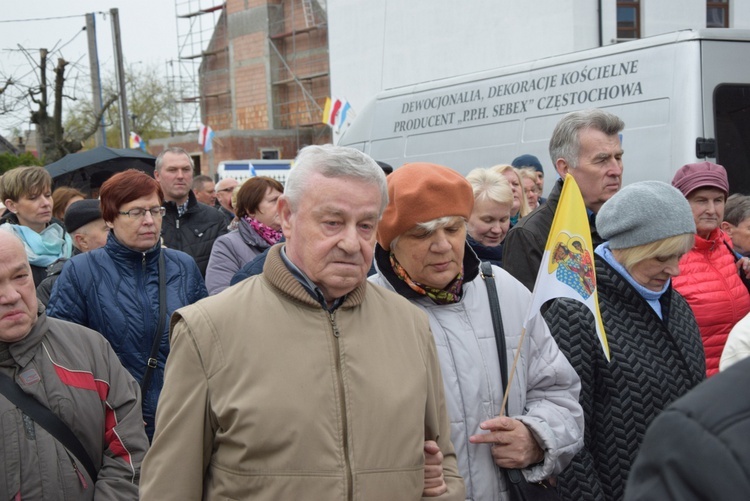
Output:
[{"xmin": 140, "ymin": 244, "xmax": 464, "ymax": 500}]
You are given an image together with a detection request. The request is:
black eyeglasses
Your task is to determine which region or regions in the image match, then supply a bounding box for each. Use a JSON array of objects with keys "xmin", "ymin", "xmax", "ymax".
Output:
[{"xmin": 118, "ymin": 207, "xmax": 166, "ymax": 219}]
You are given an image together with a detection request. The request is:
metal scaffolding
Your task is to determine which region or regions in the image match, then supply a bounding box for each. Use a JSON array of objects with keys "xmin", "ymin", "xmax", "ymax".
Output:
[{"xmin": 172, "ymin": 0, "xmax": 226, "ymax": 134}]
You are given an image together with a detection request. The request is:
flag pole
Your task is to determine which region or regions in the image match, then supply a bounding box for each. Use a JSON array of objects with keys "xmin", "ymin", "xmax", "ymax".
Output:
[
  {"xmin": 208, "ymin": 149, "xmax": 216, "ymax": 181},
  {"xmin": 500, "ymin": 327, "xmax": 527, "ymax": 417}
]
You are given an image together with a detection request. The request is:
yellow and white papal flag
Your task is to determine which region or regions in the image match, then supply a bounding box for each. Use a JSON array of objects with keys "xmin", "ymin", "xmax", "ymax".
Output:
[{"xmin": 523, "ymin": 174, "xmax": 610, "ymax": 361}]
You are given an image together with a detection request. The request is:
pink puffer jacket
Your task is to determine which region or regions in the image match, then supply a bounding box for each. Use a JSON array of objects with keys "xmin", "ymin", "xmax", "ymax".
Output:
[{"xmin": 672, "ymin": 228, "xmax": 750, "ymax": 376}]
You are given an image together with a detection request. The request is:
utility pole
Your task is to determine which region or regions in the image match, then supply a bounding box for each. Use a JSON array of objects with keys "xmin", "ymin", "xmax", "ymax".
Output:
[
  {"xmin": 86, "ymin": 13, "xmax": 106, "ymax": 147},
  {"xmin": 110, "ymin": 8, "xmax": 130, "ymax": 148}
]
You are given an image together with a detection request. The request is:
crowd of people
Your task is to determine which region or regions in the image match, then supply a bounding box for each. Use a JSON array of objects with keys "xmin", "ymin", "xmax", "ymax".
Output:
[{"xmin": 1, "ymin": 107, "xmax": 749, "ymax": 500}]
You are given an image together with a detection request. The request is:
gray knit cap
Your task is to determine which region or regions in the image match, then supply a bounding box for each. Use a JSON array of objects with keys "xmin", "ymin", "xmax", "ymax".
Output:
[{"xmin": 597, "ymin": 181, "xmax": 695, "ymax": 249}]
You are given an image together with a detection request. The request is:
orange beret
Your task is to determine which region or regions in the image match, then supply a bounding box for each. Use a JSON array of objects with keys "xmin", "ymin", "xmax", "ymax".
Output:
[{"xmin": 377, "ymin": 162, "xmax": 474, "ymax": 251}]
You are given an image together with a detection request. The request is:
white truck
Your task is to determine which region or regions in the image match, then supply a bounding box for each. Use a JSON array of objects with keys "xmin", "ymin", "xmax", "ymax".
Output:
[{"xmin": 339, "ymin": 29, "xmax": 750, "ymax": 194}]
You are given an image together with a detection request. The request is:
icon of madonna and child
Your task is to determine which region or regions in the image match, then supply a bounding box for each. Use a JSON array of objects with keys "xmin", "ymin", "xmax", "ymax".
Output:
[{"xmin": 548, "ymin": 234, "xmax": 596, "ymax": 299}]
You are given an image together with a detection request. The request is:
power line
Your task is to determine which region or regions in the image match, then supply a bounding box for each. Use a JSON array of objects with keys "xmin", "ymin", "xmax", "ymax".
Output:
[
  {"xmin": 56, "ymin": 25, "xmax": 87, "ymax": 53},
  {"xmin": 0, "ymin": 14, "xmax": 84, "ymax": 24}
]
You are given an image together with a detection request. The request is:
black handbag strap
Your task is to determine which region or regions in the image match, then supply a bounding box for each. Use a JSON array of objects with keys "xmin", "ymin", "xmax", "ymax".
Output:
[
  {"xmin": 480, "ymin": 261, "xmax": 528, "ymax": 486},
  {"xmin": 141, "ymin": 250, "xmax": 167, "ymax": 393},
  {"xmin": 724, "ymin": 240, "xmax": 740, "ymax": 262},
  {"xmin": 0, "ymin": 372, "xmax": 98, "ymax": 482},
  {"xmin": 723, "ymin": 240, "xmax": 750, "ymax": 292},
  {"xmin": 480, "ymin": 261, "xmax": 509, "ymax": 413}
]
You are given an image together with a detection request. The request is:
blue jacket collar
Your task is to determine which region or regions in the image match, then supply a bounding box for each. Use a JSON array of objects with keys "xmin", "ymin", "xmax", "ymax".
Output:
[{"xmin": 105, "ymin": 232, "xmax": 161, "ymax": 264}]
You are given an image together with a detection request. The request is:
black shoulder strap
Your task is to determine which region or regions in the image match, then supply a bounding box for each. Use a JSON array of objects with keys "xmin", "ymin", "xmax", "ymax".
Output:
[
  {"xmin": 479, "ymin": 261, "xmax": 528, "ymax": 486},
  {"xmin": 0, "ymin": 372, "xmax": 98, "ymax": 482},
  {"xmin": 141, "ymin": 250, "xmax": 167, "ymax": 393},
  {"xmin": 723, "ymin": 240, "xmax": 750, "ymax": 292},
  {"xmin": 723, "ymin": 240, "xmax": 740, "ymax": 262},
  {"xmin": 479, "ymin": 261, "xmax": 509, "ymax": 413}
]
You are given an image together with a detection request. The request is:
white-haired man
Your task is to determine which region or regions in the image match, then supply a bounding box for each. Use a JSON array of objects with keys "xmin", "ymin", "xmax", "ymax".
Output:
[
  {"xmin": 214, "ymin": 177, "xmax": 239, "ymax": 226},
  {"xmin": 141, "ymin": 145, "xmax": 464, "ymax": 500}
]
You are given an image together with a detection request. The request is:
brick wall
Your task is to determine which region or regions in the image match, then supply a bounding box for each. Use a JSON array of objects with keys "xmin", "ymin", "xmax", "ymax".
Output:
[
  {"xmin": 199, "ymin": 0, "xmax": 329, "ymax": 138},
  {"xmin": 201, "ymin": 8, "xmax": 232, "ymax": 130}
]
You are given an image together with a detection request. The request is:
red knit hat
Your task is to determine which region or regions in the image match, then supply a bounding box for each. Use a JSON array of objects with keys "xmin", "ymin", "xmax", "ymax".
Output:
[
  {"xmin": 376, "ymin": 162, "xmax": 474, "ymax": 251},
  {"xmin": 671, "ymin": 161, "xmax": 729, "ymax": 197}
]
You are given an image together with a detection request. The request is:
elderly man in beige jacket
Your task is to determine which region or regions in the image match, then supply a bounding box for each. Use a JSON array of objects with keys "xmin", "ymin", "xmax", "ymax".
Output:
[{"xmin": 140, "ymin": 145, "xmax": 464, "ymax": 500}]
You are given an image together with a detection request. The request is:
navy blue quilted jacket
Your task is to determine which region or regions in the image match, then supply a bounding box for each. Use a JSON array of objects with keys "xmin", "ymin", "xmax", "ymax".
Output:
[{"xmin": 46, "ymin": 233, "xmax": 207, "ymax": 439}]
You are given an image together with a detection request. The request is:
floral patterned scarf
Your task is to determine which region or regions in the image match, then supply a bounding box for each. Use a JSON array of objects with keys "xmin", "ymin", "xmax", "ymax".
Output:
[
  {"xmin": 390, "ymin": 251, "xmax": 464, "ymax": 304},
  {"xmin": 244, "ymin": 215, "xmax": 283, "ymax": 245}
]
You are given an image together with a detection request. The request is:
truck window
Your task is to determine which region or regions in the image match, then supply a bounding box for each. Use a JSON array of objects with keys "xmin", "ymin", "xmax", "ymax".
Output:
[{"xmin": 714, "ymin": 84, "xmax": 750, "ymax": 194}]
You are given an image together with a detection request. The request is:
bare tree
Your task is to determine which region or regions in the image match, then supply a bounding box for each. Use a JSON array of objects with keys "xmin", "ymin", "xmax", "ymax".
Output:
[
  {"xmin": 24, "ymin": 48, "xmax": 116, "ymax": 162},
  {"xmin": 0, "ymin": 77, "xmax": 12, "ymax": 96}
]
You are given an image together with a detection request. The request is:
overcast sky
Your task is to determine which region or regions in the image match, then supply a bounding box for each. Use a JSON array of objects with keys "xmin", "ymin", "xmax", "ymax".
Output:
[{"xmin": 0, "ymin": 1, "xmax": 218, "ymax": 138}]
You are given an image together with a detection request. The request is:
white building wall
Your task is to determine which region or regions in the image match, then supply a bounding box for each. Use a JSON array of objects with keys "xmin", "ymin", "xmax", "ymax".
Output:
[
  {"xmin": 328, "ymin": 0, "xmax": 750, "ymax": 139},
  {"xmin": 641, "ymin": 0, "xmax": 704, "ymax": 38},
  {"xmin": 573, "ymin": 0, "xmax": 602, "ymax": 50},
  {"xmin": 732, "ymin": 1, "xmax": 750, "ymax": 28},
  {"xmin": 328, "ymin": 0, "xmax": 586, "ymax": 129},
  {"xmin": 327, "ymin": 1, "xmax": 387, "ymax": 116},
  {"xmin": 378, "ymin": 1, "xmax": 578, "ymax": 90}
]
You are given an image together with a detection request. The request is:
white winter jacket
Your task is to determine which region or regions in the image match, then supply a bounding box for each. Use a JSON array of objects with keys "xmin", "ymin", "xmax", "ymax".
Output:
[
  {"xmin": 720, "ymin": 310, "xmax": 750, "ymax": 371},
  {"xmin": 370, "ymin": 245, "xmax": 584, "ymax": 501}
]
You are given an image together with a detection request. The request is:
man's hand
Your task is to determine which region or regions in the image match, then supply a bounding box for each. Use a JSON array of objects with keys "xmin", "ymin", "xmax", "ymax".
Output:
[
  {"xmin": 423, "ymin": 440, "xmax": 447, "ymax": 497},
  {"xmin": 736, "ymin": 256, "xmax": 750, "ymax": 279},
  {"xmin": 468, "ymin": 416, "xmax": 544, "ymax": 469}
]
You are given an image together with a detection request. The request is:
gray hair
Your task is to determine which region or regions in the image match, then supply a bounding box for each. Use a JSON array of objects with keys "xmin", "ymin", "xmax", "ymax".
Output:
[
  {"xmin": 724, "ymin": 194, "xmax": 750, "ymax": 226},
  {"xmin": 285, "ymin": 144, "xmax": 388, "ymax": 215},
  {"xmin": 549, "ymin": 108, "xmax": 625, "ymax": 169},
  {"xmin": 391, "ymin": 216, "xmax": 464, "ymax": 249},
  {"xmin": 155, "ymin": 146, "xmax": 194, "ymax": 172},
  {"xmin": 465, "ymin": 168, "xmax": 513, "ymax": 206}
]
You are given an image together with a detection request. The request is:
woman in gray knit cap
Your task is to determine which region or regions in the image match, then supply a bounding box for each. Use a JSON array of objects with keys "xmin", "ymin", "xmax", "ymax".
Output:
[{"xmin": 543, "ymin": 181, "xmax": 707, "ymax": 501}]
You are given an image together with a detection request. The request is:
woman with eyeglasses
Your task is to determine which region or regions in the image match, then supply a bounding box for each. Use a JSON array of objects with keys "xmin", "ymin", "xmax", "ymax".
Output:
[{"xmin": 47, "ymin": 169, "xmax": 207, "ymax": 440}]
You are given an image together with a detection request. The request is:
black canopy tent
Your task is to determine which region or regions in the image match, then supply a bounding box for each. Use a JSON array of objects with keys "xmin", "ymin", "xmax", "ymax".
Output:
[{"xmin": 45, "ymin": 146, "xmax": 156, "ymax": 196}]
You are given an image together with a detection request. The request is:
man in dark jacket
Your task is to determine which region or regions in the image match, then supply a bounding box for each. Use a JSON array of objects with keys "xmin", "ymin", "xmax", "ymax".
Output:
[
  {"xmin": 0, "ymin": 231, "xmax": 149, "ymax": 500},
  {"xmin": 192, "ymin": 175, "xmax": 216, "ymax": 206},
  {"xmin": 502, "ymin": 108, "xmax": 625, "ymax": 290},
  {"xmin": 154, "ymin": 147, "xmax": 228, "ymax": 276},
  {"xmin": 624, "ymin": 356, "xmax": 750, "ymax": 500}
]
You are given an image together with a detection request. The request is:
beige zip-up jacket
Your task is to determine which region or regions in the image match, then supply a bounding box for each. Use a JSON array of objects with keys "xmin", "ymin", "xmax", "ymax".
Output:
[{"xmin": 140, "ymin": 245, "xmax": 464, "ymax": 500}]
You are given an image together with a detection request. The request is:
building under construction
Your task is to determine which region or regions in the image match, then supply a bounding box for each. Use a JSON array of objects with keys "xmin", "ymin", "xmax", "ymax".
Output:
[{"xmin": 153, "ymin": 0, "xmax": 331, "ymax": 176}]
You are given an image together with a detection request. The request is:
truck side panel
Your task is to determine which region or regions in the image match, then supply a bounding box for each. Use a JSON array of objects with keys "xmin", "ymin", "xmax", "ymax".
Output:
[{"xmin": 341, "ymin": 32, "xmax": 750, "ymax": 193}]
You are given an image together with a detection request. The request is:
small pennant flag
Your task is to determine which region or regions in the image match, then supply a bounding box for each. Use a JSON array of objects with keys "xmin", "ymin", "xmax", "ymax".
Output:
[
  {"xmin": 328, "ymin": 98, "xmax": 343, "ymax": 126},
  {"xmin": 322, "ymin": 97, "xmax": 350, "ymax": 127},
  {"xmin": 322, "ymin": 97, "xmax": 332, "ymax": 125},
  {"xmin": 129, "ymin": 131, "xmax": 145, "ymax": 151},
  {"xmin": 524, "ymin": 174, "xmax": 610, "ymax": 360},
  {"xmin": 337, "ymin": 101, "xmax": 352, "ymax": 131},
  {"xmin": 198, "ymin": 124, "xmax": 214, "ymax": 153}
]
